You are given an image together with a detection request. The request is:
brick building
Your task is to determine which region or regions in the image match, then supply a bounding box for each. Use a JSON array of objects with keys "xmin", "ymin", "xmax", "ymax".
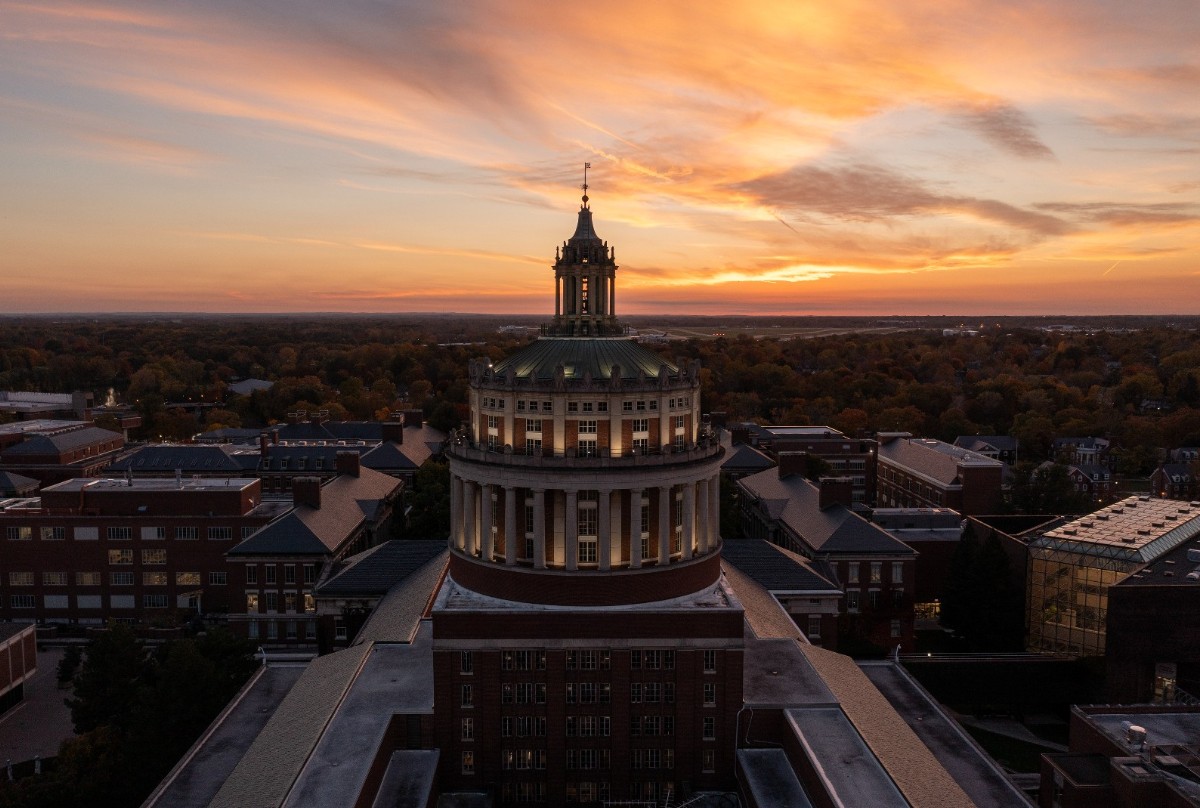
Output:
[
  {"xmin": 877, "ymin": 432, "xmax": 1004, "ymax": 517},
  {"xmin": 0, "ymin": 420, "xmax": 125, "ymax": 487},
  {"xmin": 0, "ymin": 476, "xmax": 282, "ymax": 627},
  {"xmin": 736, "ymin": 457, "xmax": 917, "ymax": 651},
  {"xmin": 729, "ymin": 423, "xmax": 877, "ymax": 505}
]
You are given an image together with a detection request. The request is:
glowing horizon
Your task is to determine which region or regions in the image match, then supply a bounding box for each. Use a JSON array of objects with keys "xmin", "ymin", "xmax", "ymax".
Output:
[{"xmin": 2, "ymin": 1, "xmax": 1198, "ymax": 316}]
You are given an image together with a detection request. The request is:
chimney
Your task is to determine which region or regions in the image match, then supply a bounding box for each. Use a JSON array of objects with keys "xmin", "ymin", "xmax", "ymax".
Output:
[
  {"xmin": 403, "ymin": 409, "xmax": 424, "ymax": 428},
  {"xmin": 271, "ymin": 429, "xmax": 280, "ymax": 445},
  {"xmin": 292, "ymin": 476, "xmax": 322, "ymax": 509},
  {"xmin": 287, "ymin": 410, "xmax": 304, "ymax": 426},
  {"xmin": 381, "ymin": 420, "xmax": 404, "ymax": 445},
  {"xmin": 259, "ymin": 432, "xmax": 269, "ymax": 455},
  {"xmin": 336, "ymin": 450, "xmax": 360, "ymax": 477},
  {"xmin": 818, "ymin": 476, "xmax": 855, "ymax": 510},
  {"xmin": 777, "ymin": 451, "xmax": 810, "ymax": 479},
  {"xmin": 730, "ymin": 424, "xmax": 750, "ymax": 446},
  {"xmin": 877, "ymin": 431, "xmax": 911, "ymax": 446}
]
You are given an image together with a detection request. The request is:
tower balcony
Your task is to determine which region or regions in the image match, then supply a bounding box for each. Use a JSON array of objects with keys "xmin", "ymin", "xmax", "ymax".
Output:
[{"xmin": 445, "ymin": 431, "xmax": 723, "ymax": 471}]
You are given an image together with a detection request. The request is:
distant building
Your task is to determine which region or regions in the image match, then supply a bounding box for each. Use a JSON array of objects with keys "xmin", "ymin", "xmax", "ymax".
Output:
[
  {"xmin": 0, "ymin": 420, "xmax": 125, "ymax": 487},
  {"xmin": 1152, "ymin": 463, "xmax": 1198, "ymax": 501},
  {"xmin": 1054, "ymin": 436, "xmax": 1114, "ymax": 469},
  {"xmin": 0, "ymin": 391, "xmax": 92, "ymax": 421},
  {"xmin": 729, "ymin": 423, "xmax": 876, "ymax": 505},
  {"xmin": 953, "ymin": 435, "xmax": 1018, "ymax": 466},
  {"xmin": 1026, "ymin": 496, "xmax": 1200, "ymax": 657},
  {"xmin": 877, "ymin": 432, "xmax": 1004, "ymax": 517},
  {"xmin": 1067, "ymin": 463, "xmax": 1118, "ymax": 507},
  {"xmin": 227, "ymin": 378, "xmax": 274, "ymax": 396},
  {"xmin": 721, "ymin": 539, "xmax": 842, "ymax": 648},
  {"xmin": 871, "ymin": 507, "xmax": 964, "ymax": 623}
]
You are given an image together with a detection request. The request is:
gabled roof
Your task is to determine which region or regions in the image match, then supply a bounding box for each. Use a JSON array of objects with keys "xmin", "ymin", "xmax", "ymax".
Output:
[
  {"xmin": 721, "ymin": 540, "xmax": 840, "ymax": 593},
  {"xmin": 953, "ymin": 435, "xmax": 1017, "ymax": 453},
  {"xmin": 1070, "ymin": 464, "xmax": 1110, "ymax": 479},
  {"xmin": 229, "ymin": 467, "xmax": 401, "ymax": 557},
  {"xmin": 318, "ymin": 540, "xmax": 447, "ymax": 599},
  {"xmin": 1, "ymin": 425, "xmax": 122, "ymax": 456},
  {"xmin": 722, "ymin": 443, "xmax": 776, "ymax": 473},
  {"xmin": 739, "ymin": 469, "xmax": 915, "ymax": 557}
]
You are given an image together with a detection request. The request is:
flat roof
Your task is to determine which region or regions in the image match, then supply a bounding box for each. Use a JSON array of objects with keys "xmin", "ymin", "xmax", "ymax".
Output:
[
  {"xmin": 371, "ymin": 750, "xmax": 439, "ymax": 808},
  {"xmin": 786, "ymin": 707, "xmax": 910, "ymax": 807},
  {"xmin": 0, "ymin": 419, "xmax": 87, "ymax": 437},
  {"xmin": 435, "ymin": 572, "xmax": 741, "ymax": 614},
  {"xmin": 47, "ymin": 477, "xmax": 260, "ymax": 493},
  {"xmin": 1033, "ymin": 496, "xmax": 1200, "ymax": 562},
  {"xmin": 737, "ymin": 749, "xmax": 815, "ymax": 808}
]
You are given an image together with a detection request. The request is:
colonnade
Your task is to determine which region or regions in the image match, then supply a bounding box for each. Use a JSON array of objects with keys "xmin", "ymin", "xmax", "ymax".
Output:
[{"xmin": 448, "ymin": 474, "xmax": 721, "ymax": 571}]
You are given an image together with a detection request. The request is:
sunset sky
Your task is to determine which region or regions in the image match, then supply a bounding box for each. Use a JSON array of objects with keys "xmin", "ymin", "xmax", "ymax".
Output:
[{"xmin": 2, "ymin": 1, "xmax": 1198, "ymax": 315}]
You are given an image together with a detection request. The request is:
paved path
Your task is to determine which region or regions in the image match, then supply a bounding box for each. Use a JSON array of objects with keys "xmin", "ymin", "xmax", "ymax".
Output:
[{"xmin": 0, "ymin": 649, "xmax": 76, "ymax": 764}]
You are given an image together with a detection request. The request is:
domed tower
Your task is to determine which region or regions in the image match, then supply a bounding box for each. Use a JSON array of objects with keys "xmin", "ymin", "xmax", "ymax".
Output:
[{"xmin": 443, "ymin": 181, "xmax": 725, "ymax": 605}]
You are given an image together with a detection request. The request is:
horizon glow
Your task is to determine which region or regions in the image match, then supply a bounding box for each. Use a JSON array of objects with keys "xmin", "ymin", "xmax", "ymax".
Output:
[{"xmin": 1, "ymin": 1, "xmax": 1198, "ymax": 316}]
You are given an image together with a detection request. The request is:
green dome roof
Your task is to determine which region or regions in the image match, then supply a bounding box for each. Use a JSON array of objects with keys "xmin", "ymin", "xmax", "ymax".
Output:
[{"xmin": 491, "ymin": 337, "xmax": 676, "ymax": 382}]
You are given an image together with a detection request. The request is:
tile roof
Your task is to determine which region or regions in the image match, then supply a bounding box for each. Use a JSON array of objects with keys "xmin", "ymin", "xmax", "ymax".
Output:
[
  {"xmin": 721, "ymin": 540, "xmax": 840, "ymax": 593},
  {"xmin": 352, "ymin": 554, "xmax": 448, "ymax": 645},
  {"xmin": 230, "ymin": 467, "xmax": 401, "ymax": 556},
  {"xmin": 738, "ymin": 469, "xmax": 916, "ymax": 556},
  {"xmin": 721, "ymin": 563, "xmax": 804, "ymax": 642}
]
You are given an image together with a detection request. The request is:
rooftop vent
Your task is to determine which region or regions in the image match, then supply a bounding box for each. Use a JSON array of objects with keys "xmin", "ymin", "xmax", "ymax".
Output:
[
  {"xmin": 1187, "ymin": 548, "xmax": 1200, "ymax": 563},
  {"xmin": 1139, "ymin": 495, "xmax": 1151, "ymax": 502},
  {"xmin": 1080, "ymin": 521, "xmax": 1094, "ymax": 528},
  {"xmin": 1098, "ymin": 514, "xmax": 1110, "ymax": 521},
  {"xmin": 1064, "ymin": 528, "xmax": 1078, "ymax": 536},
  {"xmin": 1137, "ymin": 529, "xmax": 1151, "ymax": 535},
  {"xmin": 1112, "ymin": 507, "xmax": 1124, "ymax": 514},
  {"xmin": 1152, "ymin": 521, "xmax": 1165, "ymax": 528}
]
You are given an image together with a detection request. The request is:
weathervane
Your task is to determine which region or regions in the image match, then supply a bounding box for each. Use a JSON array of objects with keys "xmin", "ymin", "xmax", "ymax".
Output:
[{"xmin": 581, "ymin": 162, "xmax": 590, "ymax": 207}]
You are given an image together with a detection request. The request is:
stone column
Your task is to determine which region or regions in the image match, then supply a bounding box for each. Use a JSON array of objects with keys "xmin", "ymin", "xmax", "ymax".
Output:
[
  {"xmin": 462, "ymin": 480, "xmax": 477, "ymax": 557},
  {"xmin": 682, "ymin": 481, "xmax": 696, "ymax": 560},
  {"xmin": 658, "ymin": 485, "xmax": 671, "ymax": 564},
  {"xmin": 709, "ymin": 476, "xmax": 721, "ymax": 549},
  {"xmin": 697, "ymin": 475, "xmax": 711, "ymax": 554},
  {"xmin": 565, "ymin": 489, "xmax": 579, "ymax": 571},
  {"xmin": 533, "ymin": 489, "xmax": 547, "ymax": 569},
  {"xmin": 555, "ymin": 274, "xmax": 561, "ymax": 317},
  {"xmin": 504, "ymin": 486, "xmax": 517, "ymax": 565},
  {"xmin": 450, "ymin": 474, "xmax": 463, "ymax": 550},
  {"xmin": 629, "ymin": 488, "xmax": 643, "ymax": 569},
  {"xmin": 480, "ymin": 483, "xmax": 494, "ymax": 561},
  {"xmin": 598, "ymin": 489, "xmax": 612, "ymax": 571}
]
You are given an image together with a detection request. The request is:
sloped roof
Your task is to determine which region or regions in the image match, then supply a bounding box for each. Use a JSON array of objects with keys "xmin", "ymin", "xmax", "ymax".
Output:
[
  {"xmin": 109, "ymin": 444, "xmax": 246, "ymax": 473},
  {"xmin": 0, "ymin": 471, "xmax": 39, "ymax": 495},
  {"xmin": 721, "ymin": 540, "xmax": 841, "ymax": 593},
  {"xmin": 318, "ymin": 540, "xmax": 447, "ymax": 599},
  {"xmin": 491, "ymin": 337, "xmax": 675, "ymax": 382},
  {"xmin": 722, "ymin": 443, "xmax": 776, "ymax": 473},
  {"xmin": 739, "ymin": 469, "xmax": 915, "ymax": 556},
  {"xmin": 2, "ymin": 425, "xmax": 122, "ymax": 456},
  {"xmin": 230, "ymin": 467, "xmax": 401, "ymax": 556},
  {"xmin": 879, "ymin": 437, "xmax": 1001, "ymax": 485},
  {"xmin": 953, "ymin": 435, "xmax": 1017, "ymax": 453},
  {"xmin": 353, "ymin": 553, "xmax": 449, "ymax": 644}
]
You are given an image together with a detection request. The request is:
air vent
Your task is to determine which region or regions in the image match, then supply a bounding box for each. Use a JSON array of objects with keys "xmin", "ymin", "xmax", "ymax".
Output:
[{"xmin": 1137, "ymin": 529, "xmax": 1151, "ymax": 535}]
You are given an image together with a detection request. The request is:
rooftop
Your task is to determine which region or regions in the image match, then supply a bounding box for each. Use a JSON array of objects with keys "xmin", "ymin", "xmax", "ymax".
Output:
[
  {"xmin": 1031, "ymin": 496, "xmax": 1200, "ymax": 563},
  {"xmin": 878, "ymin": 435, "xmax": 1004, "ymax": 484},
  {"xmin": 46, "ymin": 476, "xmax": 259, "ymax": 493},
  {"xmin": 488, "ymin": 336, "xmax": 678, "ymax": 383}
]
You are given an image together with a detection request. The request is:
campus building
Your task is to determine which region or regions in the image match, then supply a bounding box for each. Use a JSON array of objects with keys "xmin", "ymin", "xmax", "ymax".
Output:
[{"xmin": 876, "ymin": 432, "xmax": 1004, "ymax": 517}]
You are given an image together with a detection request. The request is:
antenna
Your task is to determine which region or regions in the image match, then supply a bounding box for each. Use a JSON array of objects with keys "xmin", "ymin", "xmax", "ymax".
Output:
[{"xmin": 581, "ymin": 162, "xmax": 591, "ymax": 207}]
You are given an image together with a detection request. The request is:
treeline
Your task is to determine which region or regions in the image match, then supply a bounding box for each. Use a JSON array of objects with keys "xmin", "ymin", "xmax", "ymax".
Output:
[{"xmin": 2, "ymin": 318, "xmax": 1199, "ymax": 474}]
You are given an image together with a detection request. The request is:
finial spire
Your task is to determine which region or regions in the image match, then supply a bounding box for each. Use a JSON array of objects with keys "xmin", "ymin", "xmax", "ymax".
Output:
[{"xmin": 581, "ymin": 162, "xmax": 590, "ymax": 208}]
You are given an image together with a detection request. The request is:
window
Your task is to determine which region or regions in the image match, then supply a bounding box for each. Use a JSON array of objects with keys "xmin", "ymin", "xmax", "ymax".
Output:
[
  {"xmin": 8, "ymin": 572, "xmax": 33, "ymax": 586},
  {"xmin": 285, "ymin": 593, "xmax": 296, "ymax": 612},
  {"xmin": 892, "ymin": 588, "xmax": 904, "ymax": 607},
  {"xmin": 632, "ymin": 418, "xmax": 649, "ymax": 433},
  {"xmin": 703, "ymin": 717, "xmax": 716, "ymax": 740},
  {"xmin": 209, "ymin": 571, "xmax": 228, "ymax": 586},
  {"xmin": 245, "ymin": 566, "xmax": 258, "ymax": 584},
  {"xmin": 144, "ymin": 594, "xmax": 168, "ymax": 609},
  {"xmin": 461, "ymin": 717, "xmax": 474, "ymax": 741},
  {"xmin": 76, "ymin": 571, "xmax": 101, "ymax": 586},
  {"xmin": 461, "ymin": 651, "xmax": 473, "ymax": 675},
  {"xmin": 578, "ymin": 420, "xmax": 597, "ymax": 434},
  {"xmin": 623, "ymin": 401, "xmax": 633, "ymax": 412},
  {"xmin": 246, "ymin": 593, "xmax": 259, "ymax": 612},
  {"xmin": 808, "ymin": 615, "xmax": 822, "ymax": 639},
  {"xmin": 108, "ymin": 549, "xmax": 133, "ymax": 565},
  {"xmin": 892, "ymin": 562, "xmax": 904, "ymax": 584},
  {"xmin": 141, "ymin": 549, "xmax": 166, "ymax": 565},
  {"xmin": 870, "ymin": 562, "xmax": 882, "ymax": 584},
  {"xmin": 242, "ymin": 526, "xmax": 255, "ymax": 539},
  {"xmin": 176, "ymin": 526, "xmax": 198, "ymax": 540},
  {"xmin": 7, "ymin": 526, "xmax": 32, "ymax": 541},
  {"xmin": 461, "ymin": 751, "xmax": 474, "ymax": 775},
  {"xmin": 283, "ymin": 564, "xmax": 296, "ymax": 585},
  {"xmin": 891, "ymin": 619, "xmax": 902, "ymax": 638},
  {"xmin": 175, "ymin": 572, "xmax": 200, "ymax": 586},
  {"xmin": 10, "ymin": 595, "xmax": 35, "ymax": 609},
  {"xmin": 582, "ymin": 401, "xmax": 594, "ymax": 412},
  {"xmin": 304, "ymin": 594, "xmax": 315, "ymax": 612},
  {"xmin": 847, "ymin": 590, "xmax": 860, "ymax": 612},
  {"xmin": 847, "ymin": 562, "xmax": 859, "ymax": 584},
  {"xmin": 107, "ymin": 527, "xmax": 132, "ymax": 540},
  {"xmin": 41, "ymin": 527, "xmax": 65, "ymax": 541},
  {"xmin": 702, "ymin": 749, "xmax": 716, "ymax": 773},
  {"xmin": 110, "ymin": 572, "xmax": 134, "ymax": 586},
  {"xmin": 461, "ymin": 684, "xmax": 473, "ymax": 708},
  {"xmin": 704, "ymin": 649, "xmax": 717, "ymax": 673},
  {"xmin": 303, "ymin": 564, "xmax": 316, "ymax": 584},
  {"xmin": 264, "ymin": 592, "xmax": 278, "ymax": 612},
  {"xmin": 143, "ymin": 572, "xmax": 168, "ymax": 586},
  {"xmin": 42, "ymin": 572, "xmax": 67, "ymax": 586},
  {"xmin": 577, "ymin": 439, "xmax": 597, "ymax": 458},
  {"xmin": 208, "ymin": 527, "xmax": 232, "ymax": 541},
  {"xmin": 703, "ymin": 682, "xmax": 716, "ymax": 706},
  {"xmin": 265, "ymin": 566, "xmax": 277, "ymax": 585},
  {"xmin": 868, "ymin": 589, "xmax": 881, "ymax": 609}
]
